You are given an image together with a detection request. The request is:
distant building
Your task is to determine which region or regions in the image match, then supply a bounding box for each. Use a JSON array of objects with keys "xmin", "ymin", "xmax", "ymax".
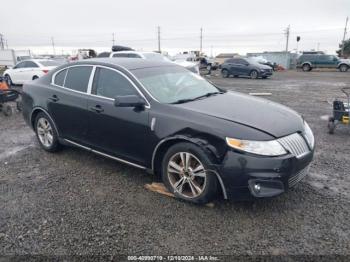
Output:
[
  {"xmin": 214, "ymin": 53, "xmax": 239, "ymax": 65},
  {"xmin": 247, "ymin": 51, "xmax": 299, "ymax": 69}
]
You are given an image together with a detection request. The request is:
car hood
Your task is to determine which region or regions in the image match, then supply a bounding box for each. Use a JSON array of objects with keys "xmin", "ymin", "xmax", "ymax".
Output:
[
  {"xmin": 177, "ymin": 91, "xmax": 304, "ymax": 138},
  {"xmin": 173, "ymin": 60, "xmax": 197, "ymax": 68}
]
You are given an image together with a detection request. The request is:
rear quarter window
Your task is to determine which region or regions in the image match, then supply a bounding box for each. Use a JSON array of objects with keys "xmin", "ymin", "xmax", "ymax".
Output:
[
  {"xmin": 54, "ymin": 69, "xmax": 67, "ymax": 86},
  {"xmin": 64, "ymin": 66, "xmax": 93, "ymax": 92}
]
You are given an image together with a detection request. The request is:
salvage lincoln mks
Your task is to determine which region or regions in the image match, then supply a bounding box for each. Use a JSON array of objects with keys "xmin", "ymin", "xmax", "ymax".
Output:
[{"xmin": 22, "ymin": 58, "xmax": 315, "ymax": 204}]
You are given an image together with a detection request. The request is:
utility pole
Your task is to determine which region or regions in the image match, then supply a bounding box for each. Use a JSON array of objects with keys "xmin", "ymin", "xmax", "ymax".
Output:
[
  {"xmin": 5, "ymin": 39, "xmax": 8, "ymax": 49},
  {"xmin": 51, "ymin": 37, "xmax": 55, "ymax": 55},
  {"xmin": 0, "ymin": 34, "xmax": 4, "ymax": 50},
  {"xmin": 341, "ymin": 16, "xmax": 348, "ymax": 57},
  {"xmin": 157, "ymin": 26, "xmax": 161, "ymax": 53},
  {"xmin": 112, "ymin": 33, "xmax": 115, "ymax": 46},
  {"xmin": 284, "ymin": 25, "xmax": 290, "ymax": 52},
  {"xmin": 200, "ymin": 27, "xmax": 203, "ymax": 54}
]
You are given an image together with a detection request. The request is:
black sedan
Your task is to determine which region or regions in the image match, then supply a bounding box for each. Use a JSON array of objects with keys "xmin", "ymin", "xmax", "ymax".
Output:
[
  {"xmin": 221, "ymin": 57, "xmax": 273, "ymax": 79},
  {"xmin": 22, "ymin": 58, "xmax": 314, "ymax": 204}
]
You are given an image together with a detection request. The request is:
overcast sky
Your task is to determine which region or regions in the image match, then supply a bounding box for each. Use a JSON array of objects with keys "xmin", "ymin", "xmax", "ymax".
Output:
[{"xmin": 2, "ymin": 0, "xmax": 349, "ymax": 56}]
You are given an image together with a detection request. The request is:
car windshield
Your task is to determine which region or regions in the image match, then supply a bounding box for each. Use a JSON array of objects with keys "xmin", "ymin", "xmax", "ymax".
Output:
[
  {"xmin": 39, "ymin": 60, "xmax": 63, "ymax": 66},
  {"xmin": 132, "ymin": 66, "xmax": 221, "ymax": 104},
  {"xmin": 142, "ymin": 53, "xmax": 171, "ymax": 62}
]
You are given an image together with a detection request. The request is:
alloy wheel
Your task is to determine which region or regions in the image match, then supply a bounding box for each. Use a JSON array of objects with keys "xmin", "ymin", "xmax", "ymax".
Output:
[
  {"xmin": 340, "ymin": 65, "xmax": 348, "ymax": 72},
  {"xmin": 37, "ymin": 117, "xmax": 54, "ymax": 147},
  {"xmin": 167, "ymin": 152, "xmax": 206, "ymax": 198},
  {"xmin": 250, "ymin": 70, "xmax": 258, "ymax": 79}
]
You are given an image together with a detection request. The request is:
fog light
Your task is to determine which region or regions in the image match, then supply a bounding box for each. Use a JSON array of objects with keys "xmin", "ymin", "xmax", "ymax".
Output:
[{"xmin": 254, "ymin": 183, "xmax": 261, "ymax": 192}]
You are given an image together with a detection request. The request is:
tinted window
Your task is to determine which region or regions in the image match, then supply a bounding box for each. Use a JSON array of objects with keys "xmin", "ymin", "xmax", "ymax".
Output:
[
  {"xmin": 54, "ymin": 69, "xmax": 67, "ymax": 86},
  {"xmin": 24, "ymin": 61, "xmax": 39, "ymax": 68},
  {"xmin": 64, "ymin": 66, "xmax": 92, "ymax": 92},
  {"xmin": 39, "ymin": 60, "xmax": 63, "ymax": 66},
  {"xmin": 112, "ymin": 53, "xmax": 129, "ymax": 58},
  {"xmin": 92, "ymin": 68, "xmax": 137, "ymax": 98},
  {"xmin": 225, "ymin": 59, "xmax": 235, "ymax": 63},
  {"xmin": 14, "ymin": 62, "xmax": 26, "ymax": 69},
  {"xmin": 234, "ymin": 59, "xmax": 247, "ymax": 65},
  {"xmin": 128, "ymin": 53, "xmax": 142, "ymax": 58}
]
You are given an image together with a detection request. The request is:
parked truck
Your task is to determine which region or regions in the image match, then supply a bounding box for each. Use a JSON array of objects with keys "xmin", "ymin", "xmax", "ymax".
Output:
[{"xmin": 0, "ymin": 49, "xmax": 32, "ymax": 67}]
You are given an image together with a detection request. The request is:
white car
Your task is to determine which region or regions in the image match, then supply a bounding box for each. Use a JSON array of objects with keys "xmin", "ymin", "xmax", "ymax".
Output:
[
  {"xmin": 109, "ymin": 51, "xmax": 199, "ymax": 74},
  {"xmin": 4, "ymin": 59, "xmax": 63, "ymax": 86}
]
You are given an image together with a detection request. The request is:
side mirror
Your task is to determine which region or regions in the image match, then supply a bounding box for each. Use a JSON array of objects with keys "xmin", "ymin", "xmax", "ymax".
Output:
[{"xmin": 114, "ymin": 95, "xmax": 146, "ymax": 108}]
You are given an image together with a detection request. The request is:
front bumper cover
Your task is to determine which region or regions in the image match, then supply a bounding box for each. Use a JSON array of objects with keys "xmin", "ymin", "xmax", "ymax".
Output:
[{"xmin": 216, "ymin": 148, "xmax": 314, "ymax": 200}]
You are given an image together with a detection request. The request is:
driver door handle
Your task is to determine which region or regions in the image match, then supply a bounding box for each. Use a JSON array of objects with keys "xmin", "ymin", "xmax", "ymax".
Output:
[
  {"xmin": 48, "ymin": 95, "xmax": 59, "ymax": 102},
  {"xmin": 90, "ymin": 105, "xmax": 104, "ymax": 113}
]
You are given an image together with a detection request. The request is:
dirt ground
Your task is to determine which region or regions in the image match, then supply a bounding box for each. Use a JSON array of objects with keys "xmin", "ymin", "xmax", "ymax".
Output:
[{"xmin": 1, "ymin": 70, "xmax": 350, "ymax": 258}]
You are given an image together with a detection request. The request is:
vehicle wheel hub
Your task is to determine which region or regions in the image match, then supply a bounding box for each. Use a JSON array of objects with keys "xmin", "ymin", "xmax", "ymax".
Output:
[
  {"xmin": 167, "ymin": 152, "xmax": 206, "ymax": 198},
  {"xmin": 37, "ymin": 118, "xmax": 53, "ymax": 147}
]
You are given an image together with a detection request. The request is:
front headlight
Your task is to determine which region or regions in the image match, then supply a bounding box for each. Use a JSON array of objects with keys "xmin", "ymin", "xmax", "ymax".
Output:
[
  {"xmin": 304, "ymin": 121, "xmax": 315, "ymax": 149},
  {"xmin": 226, "ymin": 137, "xmax": 287, "ymax": 156}
]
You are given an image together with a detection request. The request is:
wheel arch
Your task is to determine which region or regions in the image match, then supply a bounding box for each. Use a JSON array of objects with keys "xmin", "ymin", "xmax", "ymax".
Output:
[
  {"xmin": 30, "ymin": 107, "xmax": 59, "ymax": 136},
  {"xmin": 337, "ymin": 63, "xmax": 349, "ymax": 69},
  {"xmin": 301, "ymin": 62, "xmax": 312, "ymax": 67},
  {"xmin": 151, "ymin": 135, "xmax": 228, "ymax": 199}
]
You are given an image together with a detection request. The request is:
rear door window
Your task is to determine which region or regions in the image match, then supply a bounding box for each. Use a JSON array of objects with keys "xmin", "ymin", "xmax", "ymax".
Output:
[
  {"xmin": 92, "ymin": 67, "xmax": 137, "ymax": 99},
  {"xmin": 14, "ymin": 62, "xmax": 26, "ymax": 69},
  {"xmin": 112, "ymin": 53, "xmax": 129, "ymax": 58},
  {"xmin": 24, "ymin": 61, "xmax": 39, "ymax": 68},
  {"xmin": 64, "ymin": 66, "xmax": 92, "ymax": 93}
]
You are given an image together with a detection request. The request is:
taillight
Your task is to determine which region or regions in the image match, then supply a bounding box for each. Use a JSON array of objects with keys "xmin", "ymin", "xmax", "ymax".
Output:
[{"xmin": 42, "ymin": 69, "xmax": 49, "ymax": 74}]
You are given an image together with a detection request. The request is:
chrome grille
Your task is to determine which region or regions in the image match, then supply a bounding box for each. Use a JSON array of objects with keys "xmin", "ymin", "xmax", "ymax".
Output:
[
  {"xmin": 278, "ymin": 133, "xmax": 310, "ymax": 158},
  {"xmin": 289, "ymin": 165, "xmax": 310, "ymax": 187}
]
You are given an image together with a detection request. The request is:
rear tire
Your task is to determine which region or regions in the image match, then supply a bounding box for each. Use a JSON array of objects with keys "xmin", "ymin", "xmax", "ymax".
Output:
[
  {"xmin": 35, "ymin": 112, "xmax": 61, "ymax": 152},
  {"xmin": 302, "ymin": 64, "xmax": 311, "ymax": 72},
  {"xmin": 221, "ymin": 69, "xmax": 229, "ymax": 78},
  {"xmin": 32, "ymin": 75, "xmax": 39, "ymax": 80},
  {"xmin": 161, "ymin": 142, "xmax": 218, "ymax": 204}
]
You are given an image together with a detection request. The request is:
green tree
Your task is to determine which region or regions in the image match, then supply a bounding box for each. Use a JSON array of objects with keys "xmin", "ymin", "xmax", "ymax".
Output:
[{"xmin": 337, "ymin": 39, "xmax": 350, "ymax": 58}]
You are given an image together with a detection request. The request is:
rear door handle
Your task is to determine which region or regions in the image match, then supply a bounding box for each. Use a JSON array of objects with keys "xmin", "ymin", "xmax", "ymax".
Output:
[
  {"xmin": 90, "ymin": 105, "xmax": 104, "ymax": 113},
  {"xmin": 48, "ymin": 95, "xmax": 59, "ymax": 102}
]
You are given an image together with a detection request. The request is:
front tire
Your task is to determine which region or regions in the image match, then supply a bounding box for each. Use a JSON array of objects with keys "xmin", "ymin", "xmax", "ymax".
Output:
[
  {"xmin": 250, "ymin": 70, "xmax": 258, "ymax": 79},
  {"xmin": 4, "ymin": 74, "xmax": 12, "ymax": 87},
  {"xmin": 221, "ymin": 69, "xmax": 229, "ymax": 78},
  {"xmin": 339, "ymin": 64, "xmax": 349, "ymax": 72},
  {"xmin": 35, "ymin": 112, "xmax": 60, "ymax": 152},
  {"xmin": 161, "ymin": 142, "xmax": 218, "ymax": 204}
]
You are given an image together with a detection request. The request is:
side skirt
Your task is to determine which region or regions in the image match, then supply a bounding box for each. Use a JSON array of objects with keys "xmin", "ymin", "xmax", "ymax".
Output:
[{"xmin": 63, "ymin": 139, "xmax": 146, "ymax": 170}]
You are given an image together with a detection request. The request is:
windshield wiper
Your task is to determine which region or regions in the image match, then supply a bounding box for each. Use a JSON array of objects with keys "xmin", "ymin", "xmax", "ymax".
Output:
[{"xmin": 171, "ymin": 91, "xmax": 223, "ymax": 104}]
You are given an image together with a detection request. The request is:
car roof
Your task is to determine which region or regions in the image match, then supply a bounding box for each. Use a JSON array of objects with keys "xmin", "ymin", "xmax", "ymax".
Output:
[
  {"xmin": 73, "ymin": 57, "xmax": 176, "ymax": 70},
  {"xmin": 110, "ymin": 51, "xmax": 157, "ymax": 55}
]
